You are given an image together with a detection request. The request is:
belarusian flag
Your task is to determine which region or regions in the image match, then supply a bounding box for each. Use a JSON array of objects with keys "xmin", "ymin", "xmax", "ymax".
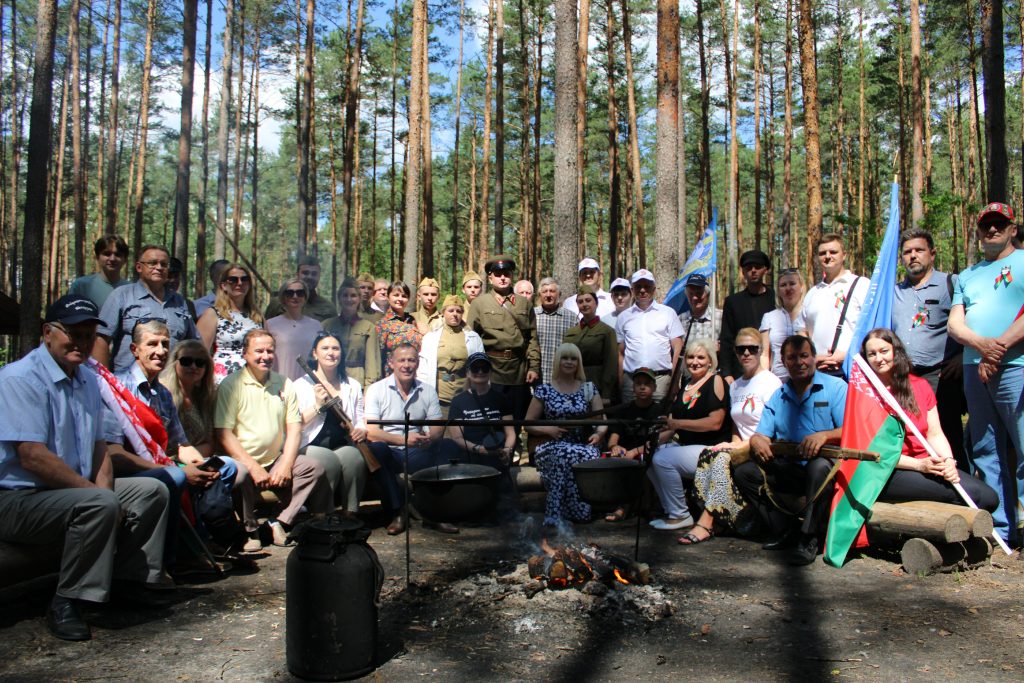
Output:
[{"xmin": 824, "ymin": 357, "xmax": 904, "ymax": 567}]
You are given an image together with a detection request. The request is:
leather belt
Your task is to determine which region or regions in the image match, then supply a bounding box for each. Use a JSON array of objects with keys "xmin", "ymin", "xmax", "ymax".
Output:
[{"xmin": 486, "ymin": 349, "xmax": 519, "ymax": 360}]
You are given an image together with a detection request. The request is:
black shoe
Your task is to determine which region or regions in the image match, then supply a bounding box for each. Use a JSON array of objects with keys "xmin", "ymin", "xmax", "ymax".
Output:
[
  {"xmin": 112, "ymin": 580, "xmax": 178, "ymax": 609},
  {"xmin": 46, "ymin": 595, "xmax": 91, "ymax": 641},
  {"xmin": 424, "ymin": 520, "xmax": 460, "ymax": 534},
  {"xmin": 789, "ymin": 534, "xmax": 819, "ymax": 566},
  {"xmin": 762, "ymin": 527, "xmax": 799, "ymax": 551}
]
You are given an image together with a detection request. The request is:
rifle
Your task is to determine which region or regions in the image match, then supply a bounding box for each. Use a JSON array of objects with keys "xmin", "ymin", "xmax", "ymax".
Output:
[
  {"xmin": 726, "ymin": 441, "xmax": 881, "ymax": 465},
  {"xmin": 296, "ymin": 356, "xmax": 381, "ymax": 473}
]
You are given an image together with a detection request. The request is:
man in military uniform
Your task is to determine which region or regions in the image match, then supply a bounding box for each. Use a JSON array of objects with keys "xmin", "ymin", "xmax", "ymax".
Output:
[
  {"xmin": 356, "ymin": 272, "xmax": 383, "ymax": 323},
  {"xmin": 466, "ymin": 255, "xmax": 541, "ymax": 420},
  {"xmin": 411, "ymin": 277, "xmax": 443, "ymax": 334},
  {"xmin": 322, "ymin": 277, "xmax": 382, "ymax": 389},
  {"xmin": 265, "ymin": 256, "xmax": 337, "ymax": 322}
]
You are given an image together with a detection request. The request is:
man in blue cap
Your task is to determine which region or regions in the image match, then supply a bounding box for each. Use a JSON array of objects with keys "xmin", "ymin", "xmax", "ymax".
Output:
[
  {"xmin": 0, "ymin": 295, "xmax": 171, "ymax": 641},
  {"xmin": 677, "ymin": 273, "xmax": 722, "ymax": 346}
]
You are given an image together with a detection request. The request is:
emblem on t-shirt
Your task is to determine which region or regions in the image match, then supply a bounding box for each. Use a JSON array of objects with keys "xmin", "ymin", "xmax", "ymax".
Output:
[
  {"xmin": 682, "ymin": 390, "xmax": 701, "ymax": 410},
  {"xmin": 995, "ymin": 266, "xmax": 1013, "ymax": 288},
  {"xmin": 834, "ymin": 291, "xmax": 846, "ymax": 309},
  {"xmin": 741, "ymin": 396, "xmax": 756, "ymax": 413},
  {"xmin": 911, "ymin": 305, "xmax": 928, "ymax": 328}
]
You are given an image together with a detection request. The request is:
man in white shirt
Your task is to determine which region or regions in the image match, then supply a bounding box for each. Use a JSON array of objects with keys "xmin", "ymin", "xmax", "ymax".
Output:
[
  {"xmin": 795, "ymin": 233, "xmax": 869, "ymax": 375},
  {"xmin": 615, "ymin": 269, "xmax": 685, "ymax": 401},
  {"xmin": 562, "ymin": 258, "xmax": 615, "ymax": 319}
]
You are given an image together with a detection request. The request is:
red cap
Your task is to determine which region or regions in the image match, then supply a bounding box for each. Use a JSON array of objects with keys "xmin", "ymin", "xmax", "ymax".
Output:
[{"xmin": 978, "ymin": 202, "xmax": 1015, "ymax": 225}]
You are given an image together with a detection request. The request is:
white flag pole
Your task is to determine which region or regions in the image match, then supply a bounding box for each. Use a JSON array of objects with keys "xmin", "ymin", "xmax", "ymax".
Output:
[{"xmin": 852, "ymin": 354, "xmax": 1012, "ymax": 555}]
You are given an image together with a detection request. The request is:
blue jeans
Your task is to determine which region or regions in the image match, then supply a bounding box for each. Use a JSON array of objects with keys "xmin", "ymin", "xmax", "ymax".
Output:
[
  {"xmin": 367, "ymin": 439, "xmax": 460, "ymax": 512},
  {"xmin": 964, "ymin": 364, "xmax": 1024, "ymax": 545},
  {"xmin": 127, "ymin": 458, "xmax": 239, "ymax": 566}
]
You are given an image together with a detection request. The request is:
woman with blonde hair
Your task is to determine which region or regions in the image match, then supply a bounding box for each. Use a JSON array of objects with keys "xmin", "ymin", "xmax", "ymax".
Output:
[
  {"xmin": 525, "ymin": 343, "xmax": 606, "ymax": 526},
  {"xmin": 160, "ymin": 339, "xmax": 218, "ymax": 456},
  {"xmin": 759, "ymin": 268, "xmax": 806, "ymax": 381},
  {"xmin": 197, "ymin": 262, "xmax": 263, "ymax": 383},
  {"xmin": 267, "ymin": 277, "xmax": 322, "ymax": 382},
  {"xmin": 648, "ymin": 338, "xmax": 730, "ymax": 531}
]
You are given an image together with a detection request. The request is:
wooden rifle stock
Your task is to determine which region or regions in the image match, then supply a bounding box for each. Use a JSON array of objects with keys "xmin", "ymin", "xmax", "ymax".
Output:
[
  {"xmin": 727, "ymin": 441, "xmax": 880, "ymax": 465},
  {"xmin": 296, "ymin": 356, "xmax": 381, "ymax": 473}
]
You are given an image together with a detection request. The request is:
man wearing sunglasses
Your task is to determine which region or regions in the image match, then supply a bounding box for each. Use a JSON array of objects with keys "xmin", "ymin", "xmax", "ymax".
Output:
[
  {"xmin": 94, "ymin": 244, "xmax": 199, "ymax": 371},
  {"xmin": 0, "ymin": 296, "xmax": 171, "ymax": 640},
  {"xmin": 948, "ymin": 202, "xmax": 1024, "ymax": 548}
]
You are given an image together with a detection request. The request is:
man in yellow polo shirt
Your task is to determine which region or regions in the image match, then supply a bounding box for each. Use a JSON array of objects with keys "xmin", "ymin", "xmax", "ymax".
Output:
[{"xmin": 215, "ymin": 328, "xmax": 329, "ymax": 548}]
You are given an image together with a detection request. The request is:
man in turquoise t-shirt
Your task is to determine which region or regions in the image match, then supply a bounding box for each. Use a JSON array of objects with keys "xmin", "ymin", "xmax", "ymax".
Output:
[
  {"xmin": 949, "ymin": 202, "xmax": 1024, "ymax": 547},
  {"xmin": 67, "ymin": 235, "xmax": 131, "ymax": 309}
]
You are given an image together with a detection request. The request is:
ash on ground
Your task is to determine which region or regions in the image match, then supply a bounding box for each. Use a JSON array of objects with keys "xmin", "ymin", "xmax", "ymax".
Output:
[{"xmin": 443, "ymin": 563, "xmax": 675, "ymax": 625}]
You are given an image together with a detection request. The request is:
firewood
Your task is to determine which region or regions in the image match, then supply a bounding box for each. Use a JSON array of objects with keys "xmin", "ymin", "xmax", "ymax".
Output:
[
  {"xmin": 868, "ymin": 501, "xmax": 970, "ymax": 543},
  {"xmin": 900, "ymin": 537, "xmax": 993, "ymax": 575},
  {"xmin": 893, "ymin": 501, "xmax": 994, "ymax": 538}
]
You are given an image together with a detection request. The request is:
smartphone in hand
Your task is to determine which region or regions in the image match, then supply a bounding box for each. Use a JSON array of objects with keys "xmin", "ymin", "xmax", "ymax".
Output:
[{"xmin": 197, "ymin": 455, "xmax": 225, "ymax": 472}]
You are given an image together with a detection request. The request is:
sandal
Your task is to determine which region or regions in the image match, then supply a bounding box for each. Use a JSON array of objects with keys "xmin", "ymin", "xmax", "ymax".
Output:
[
  {"xmin": 678, "ymin": 523, "xmax": 714, "ymax": 545},
  {"xmin": 605, "ymin": 507, "xmax": 628, "ymax": 522}
]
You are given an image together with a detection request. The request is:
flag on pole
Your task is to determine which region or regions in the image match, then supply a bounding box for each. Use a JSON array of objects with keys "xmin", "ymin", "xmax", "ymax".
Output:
[
  {"xmin": 664, "ymin": 209, "xmax": 718, "ymax": 313},
  {"xmin": 824, "ymin": 355, "xmax": 904, "ymax": 567},
  {"xmin": 841, "ymin": 182, "xmax": 901, "ymax": 378}
]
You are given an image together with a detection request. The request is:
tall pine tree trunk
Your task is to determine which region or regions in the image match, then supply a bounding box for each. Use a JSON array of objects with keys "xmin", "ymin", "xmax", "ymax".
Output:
[
  {"xmin": 575, "ymin": 0, "xmax": 590, "ymax": 256},
  {"xmin": 553, "ymin": 0, "xmax": 579, "ymax": 291},
  {"xmin": 798, "ymin": 0, "xmax": 823, "ymax": 265},
  {"xmin": 402, "ymin": 0, "xmax": 426, "ymax": 282},
  {"xmin": 103, "ymin": 0, "xmax": 122, "ymax": 235},
  {"xmin": 621, "ymin": 0, "xmax": 644, "ymax": 267},
  {"xmin": 494, "ymin": 0, "xmax": 505, "ymax": 252},
  {"xmin": 783, "ymin": 0, "xmax": 795, "ymax": 269},
  {"xmin": 215, "ymin": 0, "xmax": 234, "ymax": 259},
  {"xmin": 195, "ymin": 0, "xmax": 213, "ymax": 296},
  {"xmin": 131, "ymin": 0, "xmax": 157, "ymax": 257},
  {"xmin": 655, "ymin": 0, "xmax": 680, "ymax": 286},
  {"xmin": 910, "ymin": 0, "xmax": 925, "ymax": 227},
  {"xmin": 451, "ymin": 0, "xmax": 465, "ymax": 287},
  {"xmin": 342, "ymin": 0, "xmax": 366, "ymax": 277},
  {"xmin": 70, "ymin": 0, "xmax": 86, "ymax": 277},
  {"xmin": 479, "ymin": 0, "xmax": 495, "ymax": 258},
  {"xmin": 981, "ymin": 0, "xmax": 1007, "ymax": 200},
  {"xmin": 420, "ymin": 34, "xmax": 435, "ymax": 277}
]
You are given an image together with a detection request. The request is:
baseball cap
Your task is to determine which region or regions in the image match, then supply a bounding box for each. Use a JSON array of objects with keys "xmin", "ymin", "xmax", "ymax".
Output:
[
  {"xmin": 686, "ymin": 273, "xmax": 709, "ymax": 289},
  {"xmin": 466, "ymin": 352, "xmax": 492, "ymax": 370},
  {"xmin": 630, "ymin": 269, "xmax": 656, "ymax": 285},
  {"xmin": 578, "ymin": 257, "xmax": 601, "ymax": 271},
  {"xmin": 631, "ymin": 367, "xmax": 658, "ymax": 383},
  {"xmin": 44, "ymin": 295, "xmax": 103, "ymax": 326},
  {"xmin": 609, "ymin": 277, "xmax": 631, "ymax": 291},
  {"xmin": 978, "ymin": 202, "xmax": 1015, "ymax": 224}
]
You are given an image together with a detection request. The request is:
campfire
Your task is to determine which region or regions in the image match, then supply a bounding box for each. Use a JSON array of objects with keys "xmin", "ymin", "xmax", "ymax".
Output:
[{"xmin": 527, "ymin": 539, "xmax": 650, "ymax": 591}]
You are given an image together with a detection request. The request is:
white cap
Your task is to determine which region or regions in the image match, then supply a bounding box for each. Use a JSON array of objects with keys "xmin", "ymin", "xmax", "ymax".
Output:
[
  {"xmin": 630, "ymin": 269, "xmax": 656, "ymax": 284},
  {"xmin": 609, "ymin": 277, "xmax": 631, "ymax": 290},
  {"xmin": 578, "ymin": 257, "xmax": 601, "ymax": 271}
]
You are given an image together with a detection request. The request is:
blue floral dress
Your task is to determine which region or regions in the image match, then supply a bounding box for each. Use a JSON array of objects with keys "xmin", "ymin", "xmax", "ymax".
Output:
[
  {"xmin": 534, "ymin": 382, "xmax": 601, "ymax": 525},
  {"xmin": 212, "ymin": 309, "xmax": 261, "ymax": 384}
]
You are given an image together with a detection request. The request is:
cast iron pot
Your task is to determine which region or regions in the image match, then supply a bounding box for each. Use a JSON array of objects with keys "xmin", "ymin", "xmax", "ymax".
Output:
[
  {"xmin": 410, "ymin": 461, "xmax": 502, "ymax": 523},
  {"xmin": 572, "ymin": 457, "xmax": 645, "ymax": 505}
]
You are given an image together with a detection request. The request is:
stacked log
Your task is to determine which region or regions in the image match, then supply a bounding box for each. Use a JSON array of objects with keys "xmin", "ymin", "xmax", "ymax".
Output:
[{"xmin": 867, "ymin": 501, "xmax": 996, "ymax": 575}]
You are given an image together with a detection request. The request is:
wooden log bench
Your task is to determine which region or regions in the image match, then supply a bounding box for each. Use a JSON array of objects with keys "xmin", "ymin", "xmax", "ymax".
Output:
[{"xmin": 867, "ymin": 501, "xmax": 995, "ymax": 575}]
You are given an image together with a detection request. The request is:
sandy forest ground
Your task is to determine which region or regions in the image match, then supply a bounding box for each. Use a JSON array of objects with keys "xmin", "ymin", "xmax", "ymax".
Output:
[{"xmin": 2, "ymin": 493, "xmax": 1023, "ymax": 683}]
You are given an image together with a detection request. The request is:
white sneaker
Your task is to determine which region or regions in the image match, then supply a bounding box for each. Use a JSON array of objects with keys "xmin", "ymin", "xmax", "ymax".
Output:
[
  {"xmin": 650, "ymin": 516, "xmax": 694, "ymax": 531},
  {"xmin": 241, "ymin": 536, "xmax": 263, "ymax": 553}
]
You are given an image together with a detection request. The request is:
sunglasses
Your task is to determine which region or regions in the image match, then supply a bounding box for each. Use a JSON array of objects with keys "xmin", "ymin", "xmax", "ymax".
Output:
[
  {"xmin": 226, "ymin": 275, "xmax": 251, "ymax": 285},
  {"xmin": 130, "ymin": 316, "xmax": 167, "ymax": 333},
  {"xmin": 468, "ymin": 365, "xmax": 491, "ymax": 374},
  {"xmin": 735, "ymin": 345, "xmax": 761, "ymax": 356},
  {"xmin": 283, "ymin": 289, "xmax": 307, "ymax": 298},
  {"xmin": 178, "ymin": 356, "xmax": 208, "ymax": 369}
]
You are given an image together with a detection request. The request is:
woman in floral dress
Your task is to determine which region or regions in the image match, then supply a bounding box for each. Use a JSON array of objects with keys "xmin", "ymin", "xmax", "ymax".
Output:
[
  {"xmin": 525, "ymin": 343, "xmax": 606, "ymax": 526},
  {"xmin": 375, "ymin": 280, "xmax": 422, "ymax": 374},
  {"xmin": 197, "ymin": 263, "xmax": 263, "ymax": 383}
]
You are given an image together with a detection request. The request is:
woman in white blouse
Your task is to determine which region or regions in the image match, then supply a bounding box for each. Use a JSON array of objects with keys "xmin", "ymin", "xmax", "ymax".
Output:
[
  {"xmin": 293, "ymin": 331, "xmax": 369, "ymax": 516},
  {"xmin": 759, "ymin": 268, "xmax": 805, "ymax": 381}
]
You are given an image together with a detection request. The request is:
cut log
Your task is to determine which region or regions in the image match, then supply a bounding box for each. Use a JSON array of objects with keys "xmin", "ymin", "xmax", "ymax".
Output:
[
  {"xmin": 900, "ymin": 537, "xmax": 993, "ymax": 576},
  {"xmin": 868, "ymin": 501, "xmax": 970, "ymax": 543},
  {"xmin": 893, "ymin": 500, "xmax": 993, "ymax": 539}
]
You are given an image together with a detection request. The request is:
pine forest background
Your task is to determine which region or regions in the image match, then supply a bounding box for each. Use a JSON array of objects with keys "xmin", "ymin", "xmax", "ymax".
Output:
[{"xmin": 1, "ymin": 0, "xmax": 1022, "ymax": 353}]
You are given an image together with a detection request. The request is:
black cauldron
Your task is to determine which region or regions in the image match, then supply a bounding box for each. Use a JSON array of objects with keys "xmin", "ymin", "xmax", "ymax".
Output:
[
  {"xmin": 572, "ymin": 457, "xmax": 645, "ymax": 505},
  {"xmin": 410, "ymin": 461, "xmax": 502, "ymax": 522}
]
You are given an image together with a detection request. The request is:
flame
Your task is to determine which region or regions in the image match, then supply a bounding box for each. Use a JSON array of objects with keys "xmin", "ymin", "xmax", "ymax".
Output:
[{"xmin": 612, "ymin": 568, "xmax": 630, "ymax": 585}]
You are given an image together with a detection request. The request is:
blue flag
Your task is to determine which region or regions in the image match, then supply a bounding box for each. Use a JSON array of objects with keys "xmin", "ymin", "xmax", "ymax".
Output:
[
  {"xmin": 663, "ymin": 209, "xmax": 718, "ymax": 313},
  {"xmin": 841, "ymin": 183, "xmax": 900, "ymax": 378}
]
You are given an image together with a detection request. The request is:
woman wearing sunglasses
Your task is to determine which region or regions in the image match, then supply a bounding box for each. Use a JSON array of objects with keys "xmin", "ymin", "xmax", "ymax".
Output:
[
  {"xmin": 197, "ymin": 263, "xmax": 263, "ymax": 383},
  {"xmin": 267, "ymin": 278, "xmax": 323, "ymax": 382},
  {"xmin": 160, "ymin": 340, "xmax": 218, "ymax": 458},
  {"xmin": 684, "ymin": 328, "xmax": 782, "ymax": 545}
]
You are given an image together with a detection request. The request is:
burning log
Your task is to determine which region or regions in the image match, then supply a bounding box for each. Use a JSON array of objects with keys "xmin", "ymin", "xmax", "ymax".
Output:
[{"xmin": 527, "ymin": 540, "xmax": 651, "ymax": 590}]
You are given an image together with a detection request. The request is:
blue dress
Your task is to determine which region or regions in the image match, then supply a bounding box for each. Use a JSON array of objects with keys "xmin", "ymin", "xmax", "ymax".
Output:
[{"xmin": 534, "ymin": 382, "xmax": 601, "ymax": 525}]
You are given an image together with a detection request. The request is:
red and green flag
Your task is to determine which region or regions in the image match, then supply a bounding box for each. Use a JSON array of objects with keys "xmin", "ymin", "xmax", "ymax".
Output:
[{"xmin": 824, "ymin": 358, "xmax": 905, "ymax": 567}]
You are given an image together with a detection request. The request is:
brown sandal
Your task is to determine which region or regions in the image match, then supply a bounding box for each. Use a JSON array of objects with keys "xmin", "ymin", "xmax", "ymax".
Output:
[
  {"xmin": 605, "ymin": 507, "xmax": 628, "ymax": 522},
  {"xmin": 678, "ymin": 523, "xmax": 714, "ymax": 545}
]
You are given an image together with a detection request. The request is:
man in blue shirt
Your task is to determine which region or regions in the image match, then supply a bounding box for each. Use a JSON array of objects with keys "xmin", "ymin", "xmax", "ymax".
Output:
[
  {"xmin": 0, "ymin": 296, "xmax": 170, "ymax": 641},
  {"xmin": 94, "ymin": 244, "xmax": 199, "ymax": 371},
  {"xmin": 103, "ymin": 319, "xmax": 239, "ymax": 572},
  {"xmin": 734, "ymin": 335, "xmax": 847, "ymax": 566},
  {"xmin": 948, "ymin": 202, "xmax": 1024, "ymax": 547}
]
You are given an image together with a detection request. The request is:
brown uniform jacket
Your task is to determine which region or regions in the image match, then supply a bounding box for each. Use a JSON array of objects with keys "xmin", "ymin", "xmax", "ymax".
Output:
[
  {"xmin": 465, "ymin": 291, "xmax": 541, "ymax": 385},
  {"xmin": 563, "ymin": 318, "xmax": 619, "ymax": 402},
  {"xmin": 321, "ymin": 315, "xmax": 381, "ymax": 389}
]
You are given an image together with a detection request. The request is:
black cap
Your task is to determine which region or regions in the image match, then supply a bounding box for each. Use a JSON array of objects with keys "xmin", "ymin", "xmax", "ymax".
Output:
[
  {"xmin": 686, "ymin": 273, "xmax": 709, "ymax": 290},
  {"xmin": 466, "ymin": 352, "xmax": 492, "ymax": 370},
  {"xmin": 44, "ymin": 295, "xmax": 103, "ymax": 325},
  {"xmin": 168, "ymin": 257, "xmax": 183, "ymax": 274},
  {"xmin": 740, "ymin": 249, "xmax": 772, "ymax": 269},
  {"xmin": 484, "ymin": 255, "xmax": 517, "ymax": 274}
]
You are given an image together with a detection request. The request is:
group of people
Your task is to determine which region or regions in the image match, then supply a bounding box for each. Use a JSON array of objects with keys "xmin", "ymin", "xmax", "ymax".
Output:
[{"xmin": 1, "ymin": 199, "xmax": 1022, "ymax": 641}]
